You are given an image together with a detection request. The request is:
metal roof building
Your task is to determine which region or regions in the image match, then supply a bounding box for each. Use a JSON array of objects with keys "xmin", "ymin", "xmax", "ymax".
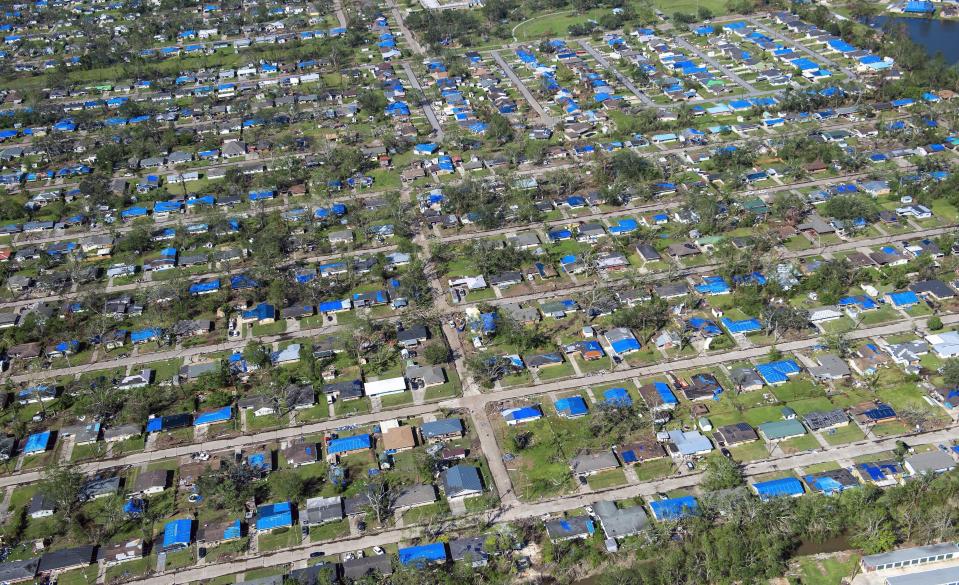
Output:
[{"xmin": 862, "ymin": 543, "xmax": 959, "ymax": 572}]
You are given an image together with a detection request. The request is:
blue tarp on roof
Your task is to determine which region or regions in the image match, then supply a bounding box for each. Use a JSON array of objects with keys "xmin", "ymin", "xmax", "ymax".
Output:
[
  {"xmin": 756, "ymin": 360, "xmax": 801, "ymax": 384},
  {"xmin": 695, "ymin": 276, "xmax": 730, "ymax": 295},
  {"xmin": 189, "ymin": 279, "xmax": 220, "ymax": 295},
  {"xmin": 163, "ymin": 519, "xmax": 193, "ymax": 549},
  {"xmin": 654, "ymin": 382, "xmax": 679, "ymax": 405},
  {"xmin": 131, "ymin": 328, "xmax": 161, "ymax": 343},
  {"xmin": 753, "ymin": 477, "xmax": 804, "ymax": 500},
  {"xmin": 503, "ymin": 406, "xmax": 542, "ymax": 423},
  {"xmin": 194, "ymin": 406, "xmax": 232, "ymax": 426},
  {"xmin": 888, "ymin": 291, "xmax": 919, "ymax": 307},
  {"xmin": 804, "ymin": 474, "xmax": 857, "ymax": 495},
  {"xmin": 231, "ymin": 274, "xmax": 258, "ymax": 289},
  {"xmin": 603, "ymin": 388, "xmax": 633, "ymax": 407},
  {"xmin": 398, "ymin": 542, "xmax": 448, "ymax": 566},
  {"xmin": 23, "ymin": 431, "xmax": 50, "ymax": 454},
  {"xmin": 650, "ymin": 496, "xmax": 699, "ymax": 520},
  {"xmin": 256, "ymin": 502, "xmax": 293, "ymax": 531},
  {"xmin": 327, "ymin": 434, "xmax": 371, "ymax": 455},
  {"xmin": 555, "ymin": 396, "xmax": 588, "ymax": 417},
  {"xmin": 721, "ymin": 317, "xmax": 762, "ymax": 334}
]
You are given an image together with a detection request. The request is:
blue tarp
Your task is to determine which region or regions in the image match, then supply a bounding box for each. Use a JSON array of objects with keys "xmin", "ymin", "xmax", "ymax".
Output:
[
  {"xmin": 163, "ymin": 519, "xmax": 193, "ymax": 549},
  {"xmin": 654, "ymin": 382, "xmax": 679, "ymax": 405},
  {"xmin": 256, "ymin": 502, "xmax": 293, "ymax": 531},
  {"xmin": 555, "ymin": 396, "xmax": 588, "ymax": 417},
  {"xmin": 603, "ymin": 388, "xmax": 633, "ymax": 407},
  {"xmin": 327, "ymin": 433, "xmax": 372, "ymax": 455},
  {"xmin": 756, "ymin": 360, "xmax": 801, "ymax": 384},
  {"xmin": 23, "ymin": 431, "xmax": 50, "ymax": 454},
  {"xmin": 194, "ymin": 406, "xmax": 232, "ymax": 426},
  {"xmin": 398, "ymin": 542, "xmax": 448, "ymax": 566},
  {"xmin": 753, "ymin": 477, "xmax": 804, "ymax": 500},
  {"xmin": 650, "ymin": 496, "xmax": 699, "ymax": 520},
  {"xmin": 888, "ymin": 291, "xmax": 919, "ymax": 307}
]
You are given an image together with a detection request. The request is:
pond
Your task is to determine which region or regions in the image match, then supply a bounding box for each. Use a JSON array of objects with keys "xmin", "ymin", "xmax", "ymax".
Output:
[{"xmin": 870, "ymin": 16, "xmax": 959, "ymax": 65}]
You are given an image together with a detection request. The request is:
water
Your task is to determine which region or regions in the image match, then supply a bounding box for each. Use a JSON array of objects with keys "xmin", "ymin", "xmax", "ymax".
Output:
[
  {"xmin": 871, "ymin": 16, "xmax": 959, "ymax": 65},
  {"xmin": 794, "ymin": 534, "xmax": 852, "ymax": 556}
]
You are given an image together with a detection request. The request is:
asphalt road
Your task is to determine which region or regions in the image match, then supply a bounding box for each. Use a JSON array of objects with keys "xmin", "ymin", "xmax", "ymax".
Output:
[{"xmin": 490, "ymin": 50, "xmax": 560, "ymax": 125}]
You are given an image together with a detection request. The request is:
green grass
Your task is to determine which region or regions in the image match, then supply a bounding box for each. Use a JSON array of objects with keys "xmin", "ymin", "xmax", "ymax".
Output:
[
  {"xmin": 729, "ymin": 440, "xmax": 769, "ymax": 462},
  {"xmin": 71, "ymin": 441, "xmax": 107, "ymax": 462},
  {"xmin": 633, "ymin": 458, "xmax": 675, "ymax": 481},
  {"xmin": 296, "ymin": 401, "xmax": 330, "ymax": 422},
  {"xmin": 424, "ymin": 381, "xmax": 459, "ymax": 401},
  {"xmin": 163, "ymin": 549, "xmax": 195, "ymax": 571},
  {"xmin": 380, "ymin": 392, "xmax": 414, "ymax": 408},
  {"xmin": 252, "ymin": 321, "xmax": 287, "ymax": 337},
  {"xmin": 309, "ymin": 519, "xmax": 350, "ymax": 542},
  {"xmin": 802, "ymin": 460, "xmax": 840, "ymax": 474},
  {"xmin": 401, "ymin": 500, "xmax": 450, "ymax": 524},
  {"xmin": 821, "ymin": 424, "xmax": 866, "ymax": 446},
  {"xmin": 257, "ymin": 527, "xmax": 299, "ymax": 552},
  {"xmin": 334, "ymin": 397, "xmax": 370, "ymax": 416},
  {"xmin": 55, "ymin": 565, "xmax": 99, "ymax": 585},
  {"xmin": 112, "ymin": 435, "xmax": 146, "ymax": 455},
  {"xmin": 246, "ymin": 411, "xmax": 286, "ymax": 431},
  {"xmin": 778, "ymin": 434, "xmax": 821, "ymax": 454},
  {"xmin": 794, "ymin": 553, "xmax": 860, "ymax": 585},
  {"xmin": 105, "ymin": 557, "xmax": 152, "ymax": 584},
  {"xmin": 586, "ymin": 468, "xmax": 628, "ymax": 490},
  {"xmin": 203, "ymin": 538, "xmax": 249, "ymax": 563}
]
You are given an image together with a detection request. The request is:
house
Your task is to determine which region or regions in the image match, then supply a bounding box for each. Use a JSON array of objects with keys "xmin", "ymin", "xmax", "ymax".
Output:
[
  {"xmin": 849, "ymin": 401, "xmax": 897, "ymax": 425},
  {"xmin": 758, "ymin": 419, "xmax": 806, "ymax": 441},
  {"xmin": 0, "ymin": 558, "xmax": 39, "ymax": 584},
  {"xmin": 419, "ymin": 418, "xmax": 464, "ymax": 442},
  {"xmin": 441, "ymin": 464, "xmax": 484, "ymax": 499},
  {"xmin": 197, "ymin": 520, "xmax": 243, "ymax": 547},
  {"xmin": 396, "ymin": 325, "xmax": 428, "ymax": 347},
  {"xmin": 804, "ymin": 469, "xmax": 860, "ymax": 495},
  {"xmin": 544, "ymin": 516, "xmax": 595, "ymax": 542},
  {"xmin": 713, "ymin": 422, "xmax": 757, "ymax": 446},
  {"xmin": 910, "ymin": 279, "xmax": 955, "ymax": 300},
  {"xmin": 382, "ymin": 425, "xmax": 417, "ymax": 453},
  {"xmin": 393, "ymin": 484, "xmax": 438, "ymax": 511},
  {"xmin": 665, "ymin": 430, "xmax": 713, "ymax": 456},
  {"xmin": 803, "ymin": 409, "xmax": 849, "ymax": 432},
  {"xmin": 649, "ymin": 496, "xmax": 699, "ymax": 521},
  {"xmin": 618, "ymin": 437, "xmax": 667, "ymax": 464},
  {"xmin": 570, "ymin": 450, "xmax": 620, "ymax": 476},
  {"xmin": 327, "ymin": 434, "xmax": 372, "ymax": 457},
  {"xmin": 100, "ymin": 540, "xmax": 144, "ymax": 566},
  {"xmin": 904, "ymin": 451, "xmax": 955, "ymax": 475},
  {"xmin": 281, "ymin": 441, "xmax": 318, "ymax": 467},
  {"xmin": 81, "ymin": 476, "xmax": 121, "ymax": 500},
  {"xmin": 342, "ymin": 555, "xmax": 394, "ymax": 581},
  {"xmin": 405, "ymin": 365, "xmax": 446, "ymax": 389},
  {"xmin": 449, "ymin": 535, "xmax": 489, "ymax": 567},
  {"xmin": 364, "ymin": 376, "xmax": 407, "ymax": 397},
  {"xmin": 751, "ymin": 478, "xmax": 805, "ymax": 501},
  {"xmin": 162, "ymin": 519, "xmax": 194, "ymax": 551},
  {"xmin": 132, "ymin": 469, "xmax": 169, "ymax": 496},
  {"xmin": 594, "ymin": 500, "xmax": 649, "ymax": 543},
  {"xmin": 808, "ymin": 355, "xmax": 851, "ymax": 381},
  {"xmin": 398, "ymin": 542, "xmax": 448, "ymax": 567},
  {"xmin": 502, "ymin": 405, "xmax": 542, "ymax": 425},
  {"xmin": 605, "ymin": 327, "xmax": 640, "ymax": 355},
  {"xmin": 38, "ymin": 546, "xmax": 95, "ymax": 575},
  {"xmin": 255, "ymin": 502, "xmax": 294, "ymax": 532},
  {"xmin": 301, "ymin": 496, "xmax": 343, "ymax": 526},
  {"xmin": 28, "ymin": 493, "xmax": 55, "ymax": 518}
]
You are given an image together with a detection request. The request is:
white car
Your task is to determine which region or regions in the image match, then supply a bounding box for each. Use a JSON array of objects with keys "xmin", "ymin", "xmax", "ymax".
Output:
[{"xmin": 372, "ymin": 547, "xmax": 385, "ymax": 556}]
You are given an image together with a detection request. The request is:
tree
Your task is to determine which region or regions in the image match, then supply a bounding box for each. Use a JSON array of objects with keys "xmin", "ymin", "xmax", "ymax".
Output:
[
  {"xmin": 196, "ymin": 460, "xmax": 258, "ymax": 513},
  {"xmin": 270, "ymin": 469, "xmax": 306, "ymax": 503},
  {"xmin": 362, "ymin": 475, "xmax": 395, "ymax": 526},
  {"xmin": 942, "ymin": 359, "xmax": 959, "ymax": 387},
  {"xmin": 39, "ymin": 465, "xmax": 85, "ymax": 523},
  {"xmin": 701, "ymin": 456, "xmax": 744, "ymax": 491},
  {"xmin": 424, "ymin": 343, "xmax": 450, "ymax": 365},
  {"xmin": 760, "ymin": 305, "xmax": 810, "ymax": 339},
  {"xmin": 928, "ymin": 316, "xmax": 944, "ymax": 331}
]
